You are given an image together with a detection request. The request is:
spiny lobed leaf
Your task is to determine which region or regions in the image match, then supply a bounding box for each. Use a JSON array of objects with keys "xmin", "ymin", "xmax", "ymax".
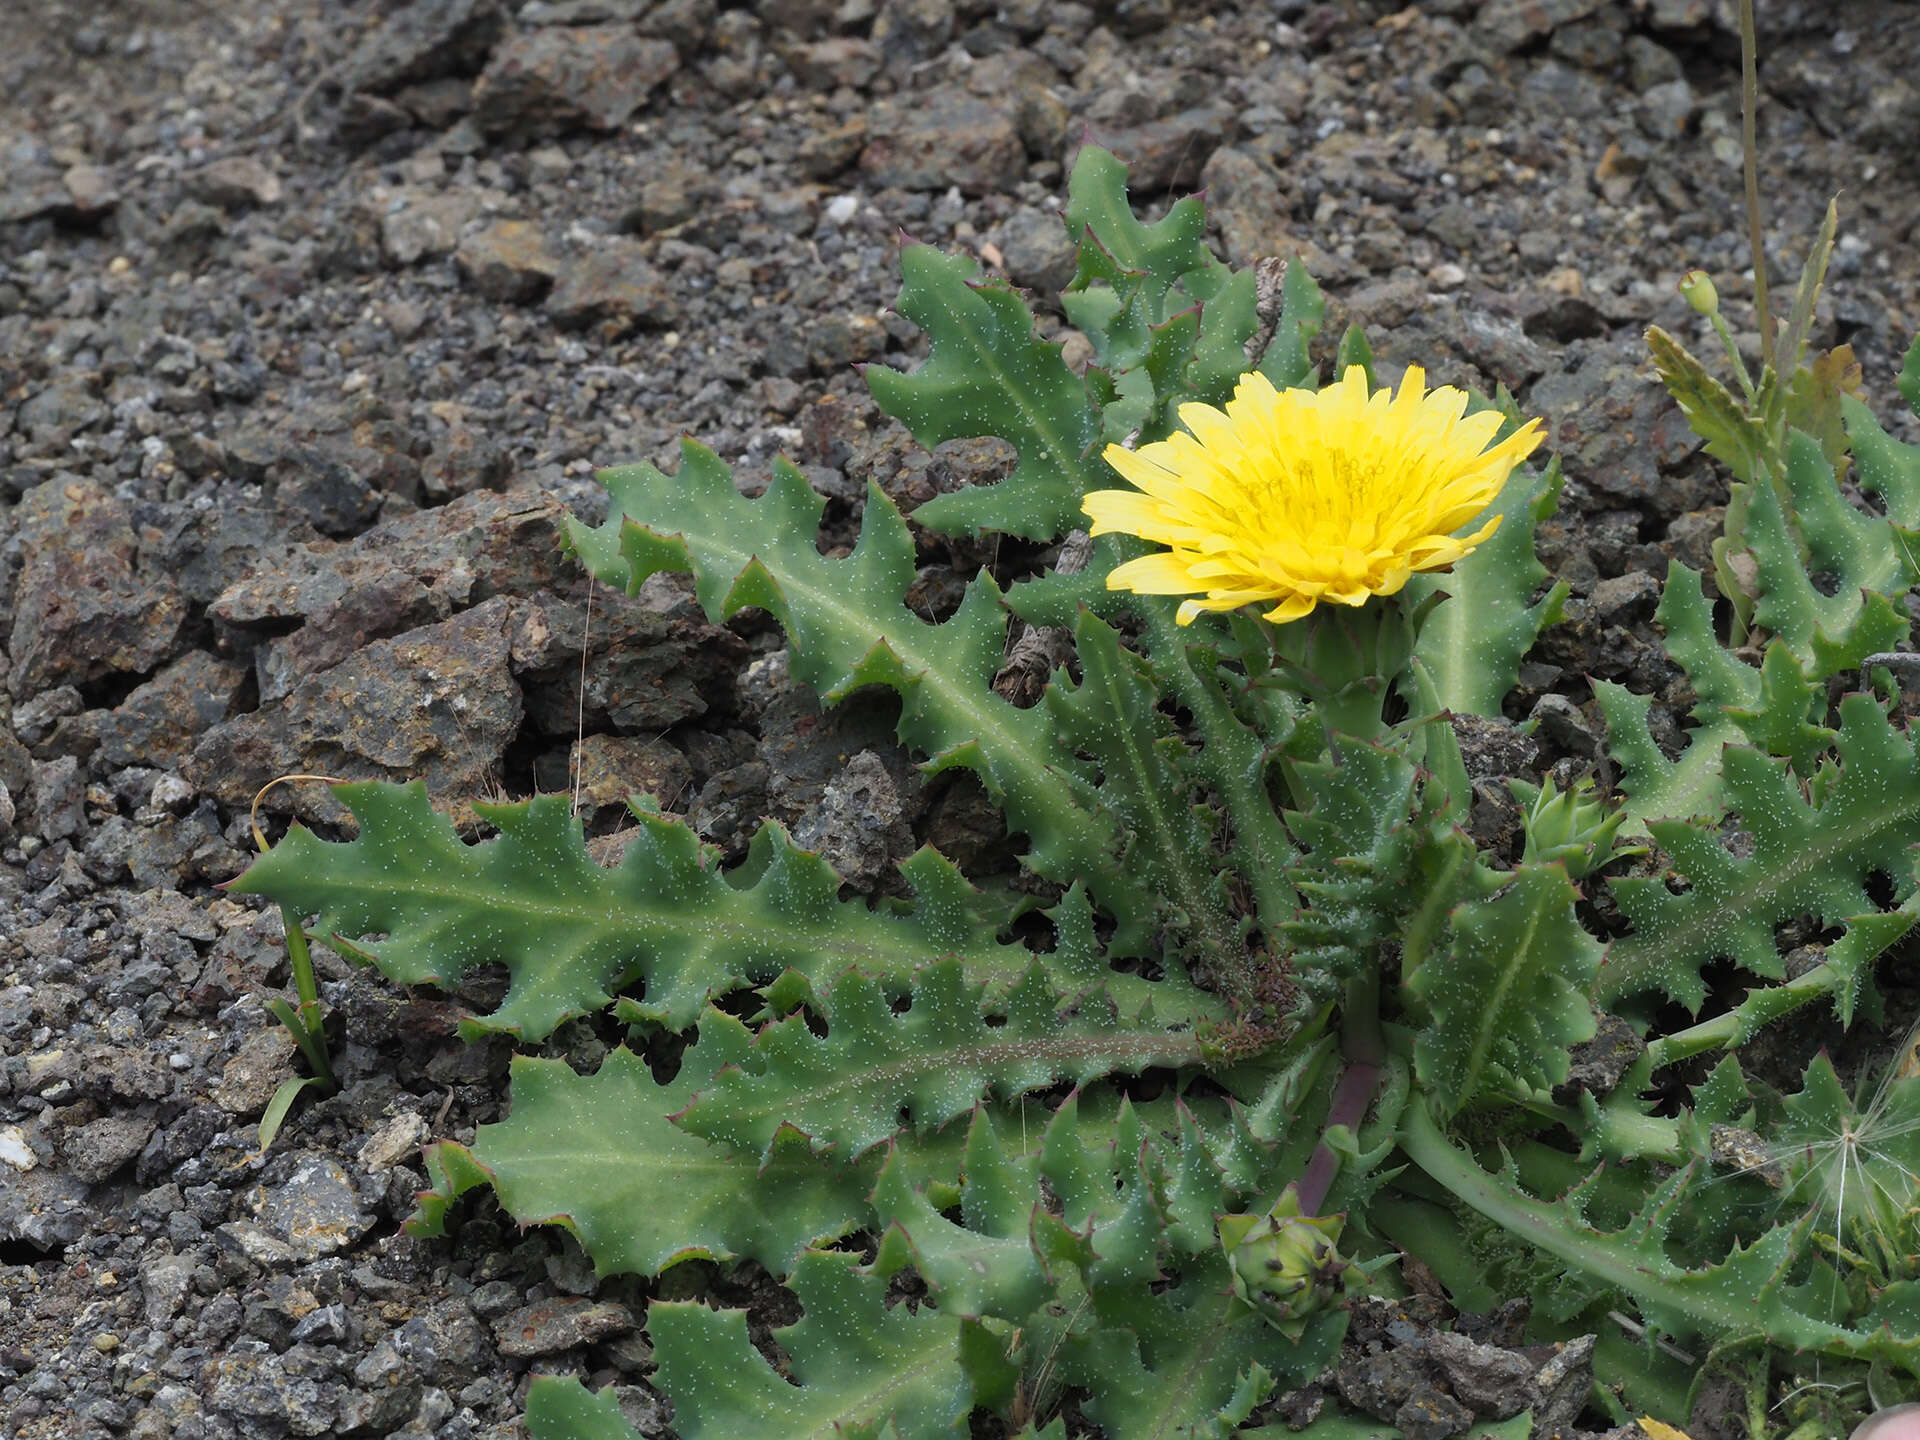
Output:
[
  {"xmin": 1048, "ymin": 613, "xmax": 1244, "ymax": 984},
  {"xmin": 867, "ymin": 244, "xmax": 1103, "ymax": 541},
  {"xmin": 230, "ymin": 781, "xmax": 1065, "ymax": 1037},
  {"xmin": 1411, "ymin": 455, "xmax": 1568, "ymax": 718},
  {"xmin": 1408, "ymin": 862, "xmax": 1603, "ymax": 1115},
  {"xmin": 1745, "ymin": 428, "xmax": 1914, "ymax": 674},
  {"xmin": 675, "ymin": 957, "xmax": 1207, "ymax": 1164},
  {"xmin": 412, "ymin": 1044, "xmax": 874, "ymax": 1278},
  {"xmin": 1051, "ymin": 1258, "xmax": 1344, "ymax": 1440},
  {"xmin": 1281, "ymin": 733, "xmax": 1455, "ymax": 984},
  {"xmin": 564, "ymin": 444, "xmax": 1171, "ymax": 951},
  {"xmin": 651, "ymin": 1249, "xmax": 977, "ymax": 1440},
  {"xmin": 1600, "ymin": 693, "xmax": 1920, "ymax": 1011},
  {"xmin": 1400, "ymin": 1097, "xmax": 1920, "ymax": 1377}
]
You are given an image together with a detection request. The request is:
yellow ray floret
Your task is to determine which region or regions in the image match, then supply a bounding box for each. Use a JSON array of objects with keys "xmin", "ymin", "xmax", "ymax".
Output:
[{"xmin": 1083, "ymin": 365, "xmax": 1545, "ymax": 625}]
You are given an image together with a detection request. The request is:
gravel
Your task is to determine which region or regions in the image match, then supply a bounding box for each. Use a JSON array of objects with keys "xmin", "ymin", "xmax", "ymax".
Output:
[{"xmin": 3, "ymin": 0, "xmax": 1919, "ymax": 1437}]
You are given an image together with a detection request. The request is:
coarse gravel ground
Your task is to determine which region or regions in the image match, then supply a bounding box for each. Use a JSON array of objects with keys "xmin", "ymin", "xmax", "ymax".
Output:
[{"xmin": 3, "ymin": 1, "xmax": 1920, "ymax": 1437}]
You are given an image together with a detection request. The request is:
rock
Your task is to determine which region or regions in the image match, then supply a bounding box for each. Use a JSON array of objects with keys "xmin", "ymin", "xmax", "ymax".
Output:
[
  {"xmin": 248, "ymin": 1153, "xmax": 375, "ymax": 1260},
  {"xmin": 861, "ymin": 88, "xmax": 1023, "ymax": 195},
  {"xmin": 790, "ymin": 749, "xmax": 913, "ymax": 889},
  {"xmin": 1199, "ymin": 146, "xmax": 1289, "ymax": 266},
  {"xmin": 8, "ymin": 477, "xmax": 186, "ymax": 699},
  {"xmin": 457, "ymin": 219, "xmax": 562, "ymax": 302},
  {"xmin": 567, "ymin": 735, "xmax": 695, "ymax": 815},
  {"xmin": 781, "ymin": 37, "xmax": 880, "ymax": 89},
  {"xmin": 140, "ymin": 1249, "xmax": 197, "ymax": 1324},
  {"xmin": 796, "ymin": 117, "xmax": 868, "ymax": 180},
  {"xmin": 183, "ymin": 157, "xmax": 284, "ymax": 210},
  {"xmin": 625, "ymin": 156, "xmax": 723, "ymax": 235},
  {"xmin": 1471, "ymin": 0, "xmax": 1603, "ymax": 52},
  {"xmin": 421, "ymin": 425, "xmax": 515, "ymax": 502},
  {"xmin": 56, "ymin": 651, "xmax": 247, "ymax": 770},
  {"xmin": 390, "ymin": 1299, "xmax": 495, "ymax": 1382},
  {"xmin": 870, "ymin": 0, "xmax": 953, "ymax": 67},
  {"xmin": 211, "ymin": 1027, "xmax": 299, "ymax": 1117},
  {"xmin": 345, "ymin": 0, "xmax": 504, "ymax": 94},
  {"xmin": 62, "ymin": 1114, "xmax": 157, "ymax": 1184},
  {"xmin": 188, "ymin": 597, "xmax": 526, "ymax": 826},
  {"xmin": 1528, "ymin": 337, "xmax": 1707, "ymax": 518},
  {"xmin": 212, "ymin": 490, "xmax": 570, "ymax": 701},
  {"xmin": 546, "ymin": 239, "xmax": 679, "ymax": 333},
  {"xmin": 380, "ymin": 189, "xmax": 476, "ymax": 266},
  {"xmin": 1529, "ymin": 692, "xmax": 1598, "ymax": 754},
  {"xmin": 61, "ymin": 165, "xmax": 119, "ymax": 221},
  {"xmin": 472, "ymin": 28, "xmax": 679, "ymax": 135},
  {"xmin": 493, "ymin": 1296, "xmax": 633, "ymax": 1358},
  {"xmin": 1085, "ymin": 105, "xmax": 1235, "ymax": 193},
  {"xmin": 1450, "ymin": 713, "xmax": 1540, "ymax": 781},
  {"xmin": 25, "ymin": 755, "xmax": 86, "ymax": 843},
  {"xmin": 511, "ymin": 588, "xmax": 747, "ymax": 736},
  {"xmin": 995, "ymin": 206, "xmax": 1076, "ymax": 293},
  {"xmin": 1585, "ymin": 570, "xmax": 1662, "ymax": 628}
]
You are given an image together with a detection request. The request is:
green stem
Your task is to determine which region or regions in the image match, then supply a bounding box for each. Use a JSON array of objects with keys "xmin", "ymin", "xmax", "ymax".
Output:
[
  {"xmin": 279, "ymin": 905, "xmax": 335, "ymax": 1090},
  {"xmin": 1710, "ymin": 310, "xmax": 1760, "ymax": 406},
  {"xmin": 1739, "ymin": 0, "xmax": 1773, "ymax": 373}
]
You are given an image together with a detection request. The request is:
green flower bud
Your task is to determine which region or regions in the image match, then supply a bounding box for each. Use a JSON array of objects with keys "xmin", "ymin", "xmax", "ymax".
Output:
[
  {"xmin": 1219, "ymin": 1190, "xmax": 1349, "ymax": 1339},
  {"xmin": 1513, "ymin": 775, "xmax": 1637, "ymax": 881},
  {"xmin": 1679, "ymin": 269, "xmax": 1720, "ymax": 316}
]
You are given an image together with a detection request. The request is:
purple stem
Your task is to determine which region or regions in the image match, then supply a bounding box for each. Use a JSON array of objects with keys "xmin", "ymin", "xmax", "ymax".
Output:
[{"xmin": 1293, "ymin": 1058, "xmax": 1381, "ymax": 1218}]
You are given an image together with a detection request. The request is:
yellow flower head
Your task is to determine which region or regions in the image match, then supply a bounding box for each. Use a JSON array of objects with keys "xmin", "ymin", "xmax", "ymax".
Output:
[{"xmin": 1083, "ymin": 365, "xmax": 1545, "ymax": 625}]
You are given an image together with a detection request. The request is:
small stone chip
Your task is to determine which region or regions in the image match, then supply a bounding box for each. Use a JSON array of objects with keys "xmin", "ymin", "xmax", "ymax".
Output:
[{"xmin": 494, "ymin": 1296, "xmax": 634, "ymax": 1358}]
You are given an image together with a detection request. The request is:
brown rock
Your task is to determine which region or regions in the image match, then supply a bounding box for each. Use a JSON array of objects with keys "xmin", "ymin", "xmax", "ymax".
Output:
[
  {"xmin": 494, "ymin": 1297, "xmax": 633, "ymax": 1358},
  {"xmin": 1085, "ymin": 105, "xmax": 1235, "ymax": 194},
  {"xmin": 55, "ymin": 651, "xmax": 248, "ymax": 770},
  {"xmin": 187, "ymin": 597, "xmax": 526, "ymax": 826},
  {"xmin": 1199, "ymin": 146, "xmax": 1290, "ymax": 267},
  {"xmin": 473, "ymin": 27, "xmax": 679, "ymax": 135},
  {"xmin": 567, "ymin": 734, "xmax": 694, "ymax": 814},
  {"xmin": 511, "ymin": 588, "xmax": 748, "ymax": 736},
  {"xmin": 183, "ymin": 157, "xmax": 283, "ymax": 210},
  {"xmin": 860, "ymin": 87, "xmax": 1023, "ymax": 195},
  {"xmin": 212, "ymin": 490, "xmax": 571, "ymax": 701},
  {"xmin": 457, "ymin": 220, "xmax": 562, "ymax": 302},
  {"xmin": 380, "ymin": 189, "xmax": 476, "ymax": 266},
  {"xmin": 546, "ymin": 240, "xmax": 679, "ymax": 334},
  {"xmin": 7, "ymin": 478, "xmax": 186, "ymax": 700}
]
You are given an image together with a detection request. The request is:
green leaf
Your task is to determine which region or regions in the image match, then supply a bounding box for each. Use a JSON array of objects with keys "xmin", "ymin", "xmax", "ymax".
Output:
[
  {"xmin": 1054, "ymin": 1255, "xmax": 1345, "ymax": 1440},
  {"xmin": 1332, "ymin": 325, "xmax": 1375, "ymax": 389},
  {"xmin": 1898, "ymin": 331, "xmax": 1920, "ymax": 420},
  {"xmin": 1408, "ymin": 863, "xmax": 1602, "ymax": 1114},
  {"xmin": 651, "ymin": 1248, "xmax": 973, "ymax": 1440},
  {"xmin": 1645, "ymin": 325, "xmax": 1768, "ymax": 485},
  {"xmin": 1746, "ymin": 428, "xmax": 1913, "ymax": 676},
  {"xmin": 567, "ymin": 445, "xmax": 1161, "ymax": 956},
  {"xmin": 1847, "ymin": 390, "xmax": 1920, "ymax": 529},
  {"xmin": 675, "ymin": 959, "xmax": 1204, "ymax": 1163},
  {"xmin": 452, "ymin": 1045, "xmax": 873, "ymax": 1279},
  {"xmin": 1048, "ymin": 611, "xmax": 1242, "ymax": 979},
  {"xmin": 1401, "ymin": 1097, "xmax": 1920, "ymax": 1377},
  {"xmin": 1411, "ymin": 455, "xmax": 1568, "ymax": 718},
  {"xmin": 872, "ymin": 1109, "xmax": 1056, "ymax": 1321},
  {"xmin": 1061, "ymin": 146, "xmax": 1226, "ymax": 372},
  {"xmin": 1601, "ymin": 694, "xmax": 1920, "ymax": 1010},
  {"xmin": 867, "ymin": 246, "xmax": 1103, "ymax": 541},
  {"xmin": 526, "ymin": 1376, "xmax": 643, "ymax": 1440},
  {"xmin": 231, "ymin": 782, "xmax": 1043, "ymax": 1037}
]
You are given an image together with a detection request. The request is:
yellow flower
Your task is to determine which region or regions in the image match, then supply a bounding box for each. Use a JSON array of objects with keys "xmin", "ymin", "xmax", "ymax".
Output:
[{"xmin": 1083, "ymin": 365, "xmax": 1544, "ymax": 625}]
